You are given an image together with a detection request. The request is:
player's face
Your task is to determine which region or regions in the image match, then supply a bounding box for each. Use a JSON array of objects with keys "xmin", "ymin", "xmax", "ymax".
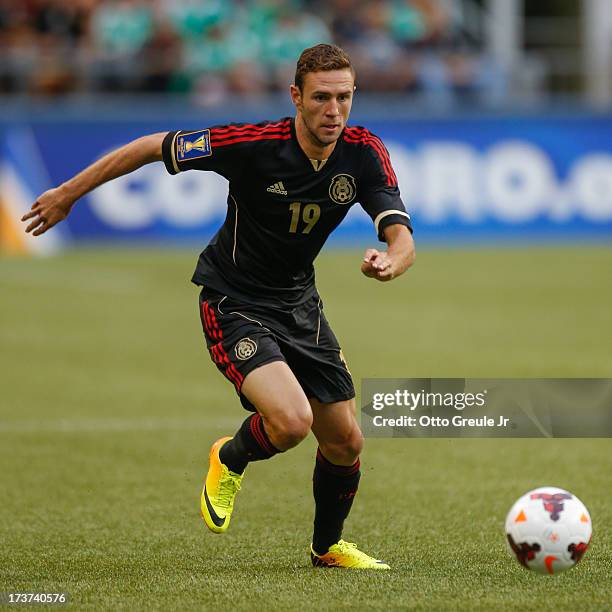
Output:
[{"xmin": 292, "ymin": 69, "xmax": 355, "ymax": 148}]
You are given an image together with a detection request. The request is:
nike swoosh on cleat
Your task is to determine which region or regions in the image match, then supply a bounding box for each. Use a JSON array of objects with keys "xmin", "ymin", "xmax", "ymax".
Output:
[{"xmin": 203, "ymin": 486, "xmax": 226, "ymax": 527}]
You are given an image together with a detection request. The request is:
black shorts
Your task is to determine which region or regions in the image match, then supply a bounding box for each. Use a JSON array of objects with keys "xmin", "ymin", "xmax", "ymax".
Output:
[{"xmin": 198, "ymin": 288, "xmax": 355, "ymax": 410}]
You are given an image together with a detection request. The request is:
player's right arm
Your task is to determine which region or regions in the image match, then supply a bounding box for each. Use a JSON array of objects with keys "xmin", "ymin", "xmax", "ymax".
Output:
[{"xmin": 22, "ymin": 132, "xmax": 166, "ymax": 236}]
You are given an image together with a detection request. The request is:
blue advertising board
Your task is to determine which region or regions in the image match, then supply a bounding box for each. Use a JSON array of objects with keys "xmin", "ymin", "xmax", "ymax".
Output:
[{"xmin": 2, "ymin": 112, "xmax": 612, "ymax": 248}]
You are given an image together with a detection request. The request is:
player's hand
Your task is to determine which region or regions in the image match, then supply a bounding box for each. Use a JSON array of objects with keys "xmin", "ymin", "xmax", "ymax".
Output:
[
  {"xmin": 361, "ymin": 248, "xmax": 395, "ymax": 282},
  {"xmin": 21, "ymin": 187, "xmax": 74, "ymax": 236}
]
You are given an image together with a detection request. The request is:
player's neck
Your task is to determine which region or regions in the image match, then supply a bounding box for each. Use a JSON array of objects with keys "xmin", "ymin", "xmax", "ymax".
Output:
[{"xmin": 295, "ymin": 115, "xmax": 337, "ymax": 161}]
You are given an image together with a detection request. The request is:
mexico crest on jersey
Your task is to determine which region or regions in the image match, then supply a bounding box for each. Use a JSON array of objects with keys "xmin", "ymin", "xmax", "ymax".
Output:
[
  {"xmin": 235, "ymin": 337, "xmax": 257, "ymax": 360},
  {"xmin": 329, "ymin": 174, "xmax": 356, "ymax": 205}
]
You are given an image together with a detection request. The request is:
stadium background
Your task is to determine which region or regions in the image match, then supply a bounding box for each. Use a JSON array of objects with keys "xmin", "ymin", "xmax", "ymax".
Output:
[{"xmin": 1, "ymin": 1, "xmax": 611, "ymax": 610}]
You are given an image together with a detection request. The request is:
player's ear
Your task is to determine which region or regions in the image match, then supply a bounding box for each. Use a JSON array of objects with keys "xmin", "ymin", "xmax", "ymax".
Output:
[{"xmin": 290, "ymin": 84, "xmax": 303, "ymax": 109}]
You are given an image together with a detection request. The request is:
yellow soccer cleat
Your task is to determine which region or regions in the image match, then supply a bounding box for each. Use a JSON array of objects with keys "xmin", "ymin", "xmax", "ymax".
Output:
[
  {"xmin": 310, "ymin": 540, "xmax": 390, "ymax": 570},
  {"xmin": 200, "ymin": 436, "xmax": 243, "ymax": 534}
]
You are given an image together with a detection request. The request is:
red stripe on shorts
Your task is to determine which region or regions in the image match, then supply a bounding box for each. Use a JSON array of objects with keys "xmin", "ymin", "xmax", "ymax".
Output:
[
  {"xmin": 208, "ymin": 305, "xmax": 244, "ymax": 387},
  {"xmin": 204, "ymin": 302, "xmax": 244, "ymax": 390},
  {"xmin": 200, "ymin": 301, "xmax": 215, "ymax": 340}
]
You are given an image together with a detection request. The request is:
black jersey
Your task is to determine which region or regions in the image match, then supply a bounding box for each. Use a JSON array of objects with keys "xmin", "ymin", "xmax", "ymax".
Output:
[{"xmin": 162, "ymin": 117, "xmax": 411, "ymax": 307}]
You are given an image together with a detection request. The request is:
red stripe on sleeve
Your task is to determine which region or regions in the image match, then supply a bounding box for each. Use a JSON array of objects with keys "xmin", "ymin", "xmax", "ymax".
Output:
[
  {"xmin": 211, "ymin": 127, "xmax": 290, "ymax": 140},
  {"xmin": 344, "ymin": 130, "xmax": 396, "ymax": 186},
  {"xmin": 211, "ymin": 133, "xmax": 292, "ymax": 147},
  {"xmin": 344, "ymin": 128, "xmax": 396, "ymax": 185},
  {"xmin": 369, "ymin": 134, "xmax": 398, "ymax": 186},
  {"xmin": 211, "ymin": 120, "xmax": 290, "ymax": 136}
]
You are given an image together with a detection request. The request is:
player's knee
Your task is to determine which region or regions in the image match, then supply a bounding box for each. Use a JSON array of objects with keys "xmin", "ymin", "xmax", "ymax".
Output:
[
  {"xmin": 321, "ymin": 428, "xmax": 363, "ymax": 465},
  {"xmin": 267, "ymin": 408, "xmax": 312, "ymax": 450},
  {"xmin": 341, "ymin": 430, "xmax": 364, "ymax": 463},
  {"xmin": 349, "ymin": 429, "xmax": 364, "ymax": 458}
]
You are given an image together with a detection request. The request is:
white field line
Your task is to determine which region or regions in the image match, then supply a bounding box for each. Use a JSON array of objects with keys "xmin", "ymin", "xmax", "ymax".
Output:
[{"xmin": 0, "ymin": 416, "xmax": 240, "ymax": 434}]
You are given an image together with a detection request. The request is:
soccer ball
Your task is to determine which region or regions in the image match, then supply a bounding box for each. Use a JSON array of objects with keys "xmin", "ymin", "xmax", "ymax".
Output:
[{"xmin": 505, "ymin": 486, "xmax": 592, "ymax": 575}]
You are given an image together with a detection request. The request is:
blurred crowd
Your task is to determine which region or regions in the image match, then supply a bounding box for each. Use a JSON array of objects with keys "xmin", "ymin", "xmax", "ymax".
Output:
[{"xmin": 0, "ymin": 0, "xmax": 507, "ymax": 104}]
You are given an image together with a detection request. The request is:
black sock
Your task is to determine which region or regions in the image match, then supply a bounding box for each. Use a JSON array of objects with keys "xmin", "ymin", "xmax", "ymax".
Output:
[
  {"xmin": 219, "ymin": 413, "xmax": 281, "ymax": 474},
  {"xmin": 312, "ymin": 448, "xmax": 361, "ymax": 555}
]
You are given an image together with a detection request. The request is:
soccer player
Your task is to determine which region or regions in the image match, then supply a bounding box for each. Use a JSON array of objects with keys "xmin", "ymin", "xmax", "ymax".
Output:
[{"xmin": 22, "ymin": 44, "xmax": 415, "ymax": 569}]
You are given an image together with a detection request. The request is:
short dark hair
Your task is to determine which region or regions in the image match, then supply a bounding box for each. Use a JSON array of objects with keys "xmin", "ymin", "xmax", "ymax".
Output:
[{"xmin": 294, "ymin": 44, "xmax": 354, "ymax": 91}]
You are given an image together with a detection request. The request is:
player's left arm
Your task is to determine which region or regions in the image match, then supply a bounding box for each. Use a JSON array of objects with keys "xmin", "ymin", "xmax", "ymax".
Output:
[{"xmin": 361, "ymin": 223, "xmax": 415, "ymax": 282}]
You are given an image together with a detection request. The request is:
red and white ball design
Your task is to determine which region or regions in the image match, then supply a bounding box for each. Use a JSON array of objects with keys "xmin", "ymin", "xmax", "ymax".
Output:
[{"xmin": 505, "ymin": 486, "xmax": 592, "ymax": 575}]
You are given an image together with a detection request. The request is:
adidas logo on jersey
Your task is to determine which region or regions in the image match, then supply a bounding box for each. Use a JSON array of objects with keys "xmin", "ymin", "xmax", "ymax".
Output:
[{"xmin": 266, "ymin": 181, "xmax": 288, "ymax": 195}]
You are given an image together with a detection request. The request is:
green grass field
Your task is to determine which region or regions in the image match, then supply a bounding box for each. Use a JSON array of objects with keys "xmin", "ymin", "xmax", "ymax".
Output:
[{"xmin": 1, "ymin": 246, "xmax": 611, "ymax": 610}]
